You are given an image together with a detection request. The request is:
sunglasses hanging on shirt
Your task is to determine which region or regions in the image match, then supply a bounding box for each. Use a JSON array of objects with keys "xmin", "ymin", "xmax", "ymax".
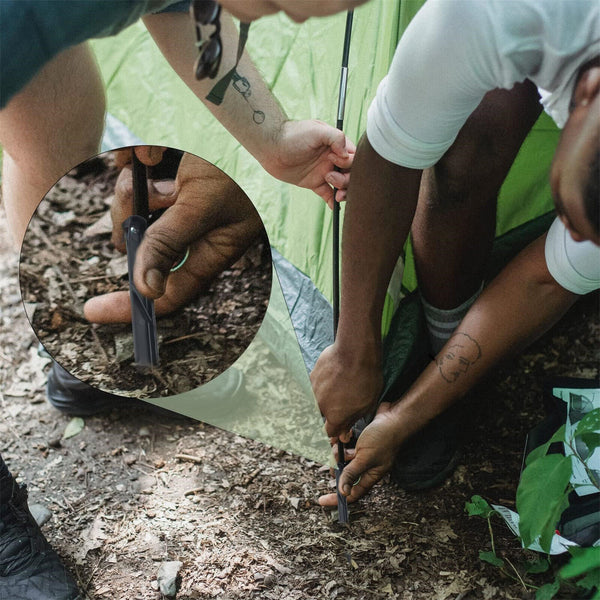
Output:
[
  {"xmin": 192, "ymin": 0, "xmax": 222, "ymax": 79},
  {"xmin": 191, "ymin": 0, "xmax": 251, "ymax": 107}
]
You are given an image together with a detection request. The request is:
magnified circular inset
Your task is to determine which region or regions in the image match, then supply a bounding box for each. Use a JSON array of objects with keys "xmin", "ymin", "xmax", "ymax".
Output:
[{"xmin": 19, "ymin": 146, "xmax": 272, "ymax": 398}]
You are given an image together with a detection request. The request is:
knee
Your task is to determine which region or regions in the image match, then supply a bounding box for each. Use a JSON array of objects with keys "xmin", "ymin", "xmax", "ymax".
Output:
[
  {"xmin": 70, "ymin": 88, "xmax": 106, "ymax": 160},
  {"xmin": 425, "ymin": 131, "xmax": 508, "ymax": 210}
]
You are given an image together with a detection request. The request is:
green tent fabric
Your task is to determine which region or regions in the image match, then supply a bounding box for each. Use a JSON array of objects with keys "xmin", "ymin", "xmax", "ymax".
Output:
[
  {"xmin": 91, "ymin": 0, "xmax": 559, "ymax": 337},
  {"xmin": 22, "ymin": 0, "xmax": 559, "ymax": 460}
]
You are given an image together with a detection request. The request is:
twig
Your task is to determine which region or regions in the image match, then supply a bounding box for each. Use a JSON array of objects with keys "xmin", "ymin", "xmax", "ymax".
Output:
[
  {"xmin": 565, "ymin": 439, "xmax": 600, "ymax": 491},
  {"xmin": 0, "ymin": 390, "xmax": 25, "ymax": 450},
  {"xmin": 175, "ymin": 453, "xmax": 204, "ymax": 464},
  {"xmin": 83, "ymin": 548, "xmax": 107, "ymax": 593},
  {"xmin": 50, "ymin": 264, "xmax": 110, "ymax": 364},
  {"xmin": 505, "ymin": 557, "xmax": 531, "ymax": 591},
  {"xmin": 153, "ymin": 368, "xmax": 170, "ymax": 388},
  {"xmin": 487, "ymin": 515, "xmax": 497, "ymax": 556},
  {"xmin": 241, "ymin": 467, "xmax": 262, "ymax": 486},
  {"xmin": 163, "ymin": 332, "xmax": 212, "ymax": 345},
  {"xmin": 68, "ymin": 275, "xmax": 120, "ymax": 283},
  {"xmin": 344, "ymin": 581, "xmax": 388, "ymax": 597},
  {"xmin": 30, "ymin": 221, "xmax": 82, "ymax": 263}
]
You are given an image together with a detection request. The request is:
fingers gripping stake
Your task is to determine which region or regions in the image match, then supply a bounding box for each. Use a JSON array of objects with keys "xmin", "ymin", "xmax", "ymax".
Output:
[
  {"xmin": 124, "ymin": 150, "xmax": 159, "ymax": 368},
  {"xmin": 333, "ymin": 11, "xmax": 354, "ymax": 525}
]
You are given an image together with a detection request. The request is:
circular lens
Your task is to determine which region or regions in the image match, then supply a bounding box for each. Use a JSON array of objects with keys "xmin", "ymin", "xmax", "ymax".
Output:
[{"xmin": 204, "ymin": 38, "xmax": 222, "ymax": 79}]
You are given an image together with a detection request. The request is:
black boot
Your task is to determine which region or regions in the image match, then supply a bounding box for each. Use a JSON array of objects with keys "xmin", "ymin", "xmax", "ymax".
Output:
[
  {"xmin": 46, "ymin": 361, "xmax": 125, "ymax": 416},
  {"xmin": 0, "ymin": 456, "xmax": 82, "ymax": 600}
]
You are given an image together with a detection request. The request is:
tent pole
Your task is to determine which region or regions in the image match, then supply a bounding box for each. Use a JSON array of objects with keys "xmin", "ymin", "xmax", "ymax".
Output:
[{"xmin": 333, "ymin": 10, "xmax": 354, "ymax": 525}]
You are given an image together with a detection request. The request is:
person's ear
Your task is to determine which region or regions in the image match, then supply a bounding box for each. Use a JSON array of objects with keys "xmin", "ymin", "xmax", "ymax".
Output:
[{"xmin": 573, "ymin": 62, "xmax": 600, "ymax": 109}]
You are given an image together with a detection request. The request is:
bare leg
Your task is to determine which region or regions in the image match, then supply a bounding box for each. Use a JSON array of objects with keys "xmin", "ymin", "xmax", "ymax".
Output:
[
  {"xmin": 412, "ymin": 80, "xmax": 543, "ymax": 309},
  {"xmin": 0, "ymin": 43, "xmax": 106, "ymax": 249}
]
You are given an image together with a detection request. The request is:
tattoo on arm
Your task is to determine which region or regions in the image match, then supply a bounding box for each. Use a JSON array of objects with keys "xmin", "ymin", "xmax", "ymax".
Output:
[
  {"xmin": 232, "ymin": 71, "xmax": 265, "ymax": 124},
  {"xmin": 436, "ymin": 332, "xmax": 482, "ymax": 383}
]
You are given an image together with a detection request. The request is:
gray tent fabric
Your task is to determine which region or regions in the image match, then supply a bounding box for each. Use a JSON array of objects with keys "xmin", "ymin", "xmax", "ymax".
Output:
[
  {"xmin": 102, "ymin": 114, "xmax": 143, "ymax": 151},
  {"xmin": 271, "ymin": 248, "xmax": 333, "ymax": 373}
]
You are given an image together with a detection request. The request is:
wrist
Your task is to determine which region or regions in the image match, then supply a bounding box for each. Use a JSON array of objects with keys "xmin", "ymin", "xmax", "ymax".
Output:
[
  {"xmin": 386, "ymin": 399, "xmax": 429, "ymax": 442},
  {"xmin": 335, "ymin": 315, "xmax": 382, "ymax": 362},
  {"xmin": 332, "ymin": 330, "xmax": 382, "ymax": 372},
  {"xmin": 255, "ymin": 118, "xmax": 288, "ymax": 174}
]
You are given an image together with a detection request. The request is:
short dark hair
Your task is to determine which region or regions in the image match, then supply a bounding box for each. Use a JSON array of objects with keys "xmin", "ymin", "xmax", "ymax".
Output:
[{"xmin": 585, "ymin": 151, "xmax": 600, "ymax": 236}]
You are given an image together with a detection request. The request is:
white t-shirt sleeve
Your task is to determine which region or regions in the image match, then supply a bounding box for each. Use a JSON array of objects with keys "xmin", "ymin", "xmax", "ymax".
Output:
[
  {"xmin": 366, "ymin": 0, "xmax": 542, "ymax": 168},
  {"xmin": 545, "ymin": 218, "xmax": 600, "ymax": 295}
]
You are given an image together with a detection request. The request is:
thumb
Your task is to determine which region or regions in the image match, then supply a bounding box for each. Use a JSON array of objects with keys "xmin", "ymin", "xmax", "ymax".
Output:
[
  {"xmin": 338, "ymin": 459, "xmax": 366, "ymax": 497},
  {"xmin": 322, "ymin": 125, "xmax": 349, "ymax": 159},
  {"xmin": 134, "ymin": 146, "xmax": 166, "ymax": 166},
  {"xmin": 131, "ymin": 200, "xmax": 214, "ymax": 299}
]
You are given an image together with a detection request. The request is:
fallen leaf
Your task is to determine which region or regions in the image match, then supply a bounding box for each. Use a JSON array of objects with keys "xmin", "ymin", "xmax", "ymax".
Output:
[{"xmin": 63, "ymin": 417, "xmax": 85, "ymax": 439}]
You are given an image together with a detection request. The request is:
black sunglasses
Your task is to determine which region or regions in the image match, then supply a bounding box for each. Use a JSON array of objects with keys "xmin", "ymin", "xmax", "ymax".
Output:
[{"xmin": 192, "ymin": 0, "xmax": 222, "ymax": 80}]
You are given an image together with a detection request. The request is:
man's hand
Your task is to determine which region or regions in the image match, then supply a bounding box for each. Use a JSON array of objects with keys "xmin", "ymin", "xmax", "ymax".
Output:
[
  {"xmin": 318, "ymin": 402, "xmax": 403, "ymax": 506},
  {"xmin": 261, "ymin": 120, "xmax": 355, "ymax": 208},
  {"xmin": 84, "ymin": 152, "xmax": 263, "ymax": 323},
  {"xmin": 310, "ymin": 342, "xmax": 383, "ymax": 441}
]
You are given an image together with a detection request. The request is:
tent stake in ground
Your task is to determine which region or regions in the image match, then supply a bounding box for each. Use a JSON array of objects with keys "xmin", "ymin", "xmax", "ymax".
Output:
[
  {"xmin": 123, "ymin": 149, "xmax": 160, "ymax": 368},
  {"xmin": 332, "ymin": 10, "xmax": 354, "ymax": 525}
]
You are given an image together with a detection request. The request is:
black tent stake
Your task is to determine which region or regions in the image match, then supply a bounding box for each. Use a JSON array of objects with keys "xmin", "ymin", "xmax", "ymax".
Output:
[
  {"xmin": 123, "ymin": 150, "xmax": 159, "ymax": 368},
  {"xmin": 333, "ymin": 10, "xmax": 354, "ymax": 525}
]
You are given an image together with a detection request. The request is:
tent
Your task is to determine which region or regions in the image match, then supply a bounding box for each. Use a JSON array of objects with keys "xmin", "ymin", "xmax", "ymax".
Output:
[{"xmin": 85, "ymin": 0, "xmax": 559, "ymax": 461}]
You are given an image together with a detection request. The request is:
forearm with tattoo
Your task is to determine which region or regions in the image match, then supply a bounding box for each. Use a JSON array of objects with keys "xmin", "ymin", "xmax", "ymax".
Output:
[{"xmin": 436, "ymin": 332, "xmax": 482, "ymax": 383}]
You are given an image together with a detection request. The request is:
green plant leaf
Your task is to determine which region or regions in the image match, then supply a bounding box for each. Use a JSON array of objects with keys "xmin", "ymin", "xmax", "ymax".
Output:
[
  {"xmin": 575, "ymin": 408, "xmax": 600, "ymax": 437},
  {"xmin": 479, "ymin": 550, "xmax": 504, "ymax": 568},
  {"xmin": 535, "ymin": 579, "xmax": 561, "ymax": 600},
  {"xmin": 517, "ymin": 453, "xmax": 572, "ymax": 551},
  {"xmin": 561, "ymin": 547, "xmax": 600, "ymax": 580},
  {"xmin": 576, "ymin": 567, "xmax": 600, "ymax": 591},
  {"xmin": 526, "ymin": 425, "xmax": 566, "ymax": 466},
  {"xmin": 579, "ymin": 432, "xmax": 600, "ymax": 454},
  {"xmin": 525, "ymin": 556, "xmax": 551, "ymax": 574},
  {"xmin": 465, "ymin": 495, "xmax": 495, "ymax": 518},
  {"xmin": 63, "ymin": 417, "xmax": 85, "ymax": 440}
]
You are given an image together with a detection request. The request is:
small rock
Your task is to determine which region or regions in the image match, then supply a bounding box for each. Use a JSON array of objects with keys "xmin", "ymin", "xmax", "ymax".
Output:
[
  {"xmin": 253, "ymin": 573, "xmax": 265, "ymax": 582},
  {"xmin": 134, "ymin": 475, "xmax": 155, "ymax": 494},
  {"xmin": 264, "ymin": 573, "xmax": 277, "ymax": 587},
  {"xmin": 157, "ymin": 560, "xmax": 182, "ymax": 598},
  {"xmin": 29, "ymin": 503, "xmax": 52, "ymax": 527},
  {"xmin": 138, "ymin": 427, "xmax": 151, "ymax": 437},
  {"xmin": 48, "ymin": 437, "xmax": 62, "ymax": 449}
]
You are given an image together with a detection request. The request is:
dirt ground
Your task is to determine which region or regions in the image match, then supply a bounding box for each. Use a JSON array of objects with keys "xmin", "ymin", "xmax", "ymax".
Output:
[
  {"xmin": 19, "ymin": 153, "xmax": 271, "ymax": 397},
  {"xmin": 1, "ymin": 205, "xmax": 599, "ymax": 599}
]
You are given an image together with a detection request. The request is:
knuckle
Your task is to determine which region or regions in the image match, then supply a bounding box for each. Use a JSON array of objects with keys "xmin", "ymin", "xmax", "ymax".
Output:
[{"xmin": 143, "ymin": 227, "xmax": 185, "ymax": 265}]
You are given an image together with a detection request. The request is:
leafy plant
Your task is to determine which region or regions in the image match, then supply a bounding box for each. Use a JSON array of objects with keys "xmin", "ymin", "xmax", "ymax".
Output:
[
  {"xmin": 465, "ymin": 495, "xmax": 548, "ymax": 592},
  {"xmin": 466, "ymin": 407, "xmax": 600, "ymax": 599}
]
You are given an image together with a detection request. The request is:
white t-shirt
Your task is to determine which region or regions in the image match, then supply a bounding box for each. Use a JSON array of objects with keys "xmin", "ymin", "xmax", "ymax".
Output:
[
  {"xmin": 545, "ymin": 218, "xmax": 600, "ymax": 295},
  {"xmin": 367, "ymin": 0, "xmax": 600, "ymax": 293}
]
